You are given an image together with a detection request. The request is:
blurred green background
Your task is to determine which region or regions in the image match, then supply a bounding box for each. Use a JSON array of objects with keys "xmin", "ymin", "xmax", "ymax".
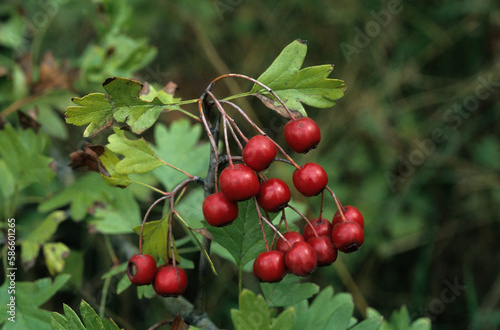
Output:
[{"xmin": 1, "ymin": 0, "xmax": 499, "ymax": 329}]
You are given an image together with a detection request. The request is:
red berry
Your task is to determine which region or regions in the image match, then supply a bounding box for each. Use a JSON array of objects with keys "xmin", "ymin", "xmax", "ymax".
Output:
[
  {"xmin": 242, "ymin": 135, "xmax": 277, "ymax": 171},
  {"xmin": 276, "ymin": 231, "xmax": 305, "ymax": 254},
  {"xmin": 285, "ymin": 241, "xmax": 318, "ymax": 276},
  {"xmin": 307, "ymin": 236, "xmax": 337, "ymax": 266},
  {"xmin": 219, "ymin": 163, "xmax": 260, "ymax": 201},
  {"xmin": 293, "ymin": 162, "xmax": 328, "ymax": 197},
  {"xmin": 332, "ymin": 206, "xmax": 364, "ymax": 229},
  {"xmin": 202, "ymin": 192, "xmax": 239, "ymax": 227},
  {"xmin": 284, "ymin": 117, "xmax": 321, "ymax": 153},
  {"xmin": 127, "ymin": 254, "xmax": 157, "ymax": 285},
  {"xmin": 303, "ymin": 217, "xmax": 333, "ymax": 241},
  {"xmin": 256, "ymin": 178, "xmax": 291, "ymax": 213},
  {"xmin": 331, "ymin": 221, "xmax": 364, "ymax": 253},
  {"xmin": 153, "ymin": 265, "xmax": 188, "ymax": 297},
  {"xmin": 253, "ymin": 250, "xmax": 286, "ymax": 283}
]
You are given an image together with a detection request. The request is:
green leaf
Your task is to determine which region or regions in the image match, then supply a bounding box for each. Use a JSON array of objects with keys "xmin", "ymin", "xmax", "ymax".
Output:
[
  {"xmin": 261, "ymin": 274, "xmax": 319, "ymax": 307},
  {"xmin": 410, "ymin": 318, "xmax": 432, "ymax": 330},
  {"xmin": 50, "ymin": 300, "xmax": 120, "ymax": 330},
  {"xmin": 50, "ymin": 312, "xmax": 69, "ymax": 330},
  {"xmin": 39, "ymin": 173, "xmax": 140, "ymax": 231},
  {"xmin": 103, "ymin": 317, "xmax": 122, "ymax": 330},
  {"xmin": 0, "ymin": 124, "xmax": 55, "ymax": 212},
  {"xmin": 89, "ymin": 187, "xmax": 141, "ymax": 234},
  {"xmin": 62, "ymin": 304, "xmax": 86, "ymax": 330},
  {"xmin": 132, "ymin": 217, "xmax": 180, "ymax": 264},
  {"xmin": 78, "ymin": 31, "xmax": 156, "ymax": 90},
  {"xmin": 101, "ymin": 263, "xmax": 128, "ymax": 279},
  {"xmin": 271, "ymin": 308, "xmax": 294, "ymax": 330},
  {"xmin": 0, "ymin": 274, "xmax": 70, "ymax": 330},
  {"xmin": 107, "ymin": 127, "xmax": 166, "ymax": 174},
  {"xmin": 231, "ymin": 289, "xmax": 294, "ymax": 330},
  {"xmin": 97, "ymin": 146, "xmax": 131, "ymax": 188},
  {"xmin": 20, "ymin": 211, "xmax": 67, "ymax": 269},
  {"xmin": 105, "ymin": 77, "xmax": 181, "ymax": 134},
  {"xmin": 116, "ymin": 274, "xmax": 132, "ymax": 295},
  {"xmin": 80, "ymin": 300, "xmax": 105, "ymax": 330},
  {"xmin": 251, "ymin": 39, "xmax": 345, "ymax": 118},
  {"xmin": 65, "ymin": 92, "xmax": 113, "ymax": 137},
  {"xmin": 292, "ymin": 287, "xmax": 360, "ymax": 330},
  {"xmin": 389, "ymin": 305, "xmax": 411, "ymax": 330},
  {"xmin": 152, "ymin": 120, "xmax": 210, "ymax": 190},
  {"xmin": 39, "ymin": 173, "xmax": 115, "ymax": 221},
  {"xmin": 65, "ymin": 77, "xmax": 183, "ymax": 137},
  {"xmin": 350, "ymin": 317, "xmax": 384, "ymax": 330},
  {"xmin": 206, "ymin": 200, "xmax": 272, "ymax": 271},
  {"xmin": 43, "ymin": 242, "xmax": 70, "ymax": 276}
]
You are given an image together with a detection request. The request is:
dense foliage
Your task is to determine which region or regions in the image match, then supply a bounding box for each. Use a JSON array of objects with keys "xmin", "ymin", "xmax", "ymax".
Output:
[{"xmin": 1, "ymin": 0, "xmax": 499, "ymax": 329}]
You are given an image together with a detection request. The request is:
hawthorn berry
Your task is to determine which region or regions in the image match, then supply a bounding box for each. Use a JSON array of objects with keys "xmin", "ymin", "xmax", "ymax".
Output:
[
  {"xmin": 303, "ymin": 217, "xmax": 332, "ymax": 241},
  {"xmin": 307, "ymin": 236, "xmax": 337, "ymax": 266},
  {"xmin": 219, "ymin": 163, "xmax": 260, "ymax": 201},
  {"xmin": 256, "ymin": 178, "xmax": 291, "ymax": 213},
  {"xmin": 202, "ymin": 192, "xmax": 239, "ymax": 227},
  {"xmin": 276, "ymin": 231, "xmax": 305, "ymax": 254},
  {"xmin": 293, "ymin": 162, "xmax": 328, "ymax": 197},
  {"xmin": 242, "ymin": 135, "xmax": 277, "ymax": 171},
  {"xmin": 285, "ymin": 241, "xmax": 318, "ymax": 276},
  {"xmin": 153, "ymin": 265, "xmax": 188, "ymax": 297},
  {"xmin": 284, "ymin": 117, "xmax": 321, "ymax": 153},
  {"xmin": 127, "ymin": 254, "xmax": 158, "ymax": 286},
  {"xmin": 332, "ymin": 205, "xmax": 364, "ymax": 229},
  {"xmin": 253, "ymin": 250, "xmax": 286, "ymax": 283},
  {"xmin": 331, "ymin": 221, "xmax": 364, "ymax": 253}
]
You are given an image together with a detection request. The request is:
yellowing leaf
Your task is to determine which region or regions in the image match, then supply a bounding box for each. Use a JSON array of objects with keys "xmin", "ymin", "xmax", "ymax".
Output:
[
  {"xmin": 43, "ymin": 242, "xmax": 70, "ymax": 276},
  {"xmin": 65, "ymin": 93, "xmax": 113, "ymax": 137},
  {"xmin": 65, "ymin": 77, "xmax": 183, "ymax": 137},
  {"xmin": 106, "ymin": 127, "xmax": 166, "ymax": 175}
]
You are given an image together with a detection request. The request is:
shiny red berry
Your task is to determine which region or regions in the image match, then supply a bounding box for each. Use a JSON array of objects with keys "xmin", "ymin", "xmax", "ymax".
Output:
[
  {"xmin": 202, "ymin": 192, "xmax": 239, "ymax": 227},
  {"xmin": 256, "ymin": 178, "xmax": 291, "ymax": 213},
  {"xmin": 284, "ymin": 117, "xmax": 321, "ymax": 153},
  {"xmin": 331, "ymin": 221, "xmax": 364, "ymax": 253},
  {"xmin": 285, "ymin": 241, "xmax": 318, "ymax": 276},
  {"xmin": 242, "ymin": 135, "xmax": 277, "ymax": 171},
  {"xmin": 307, "ymin": 236, "xmax": 337, "ymax": 266},
  {"xmin": 253, "ymin": 250, "xmax": 286, "ymax": 283},
  {"xmin": 332, "ymin": 206, "xmax": 364, "ymax": 229},
  {"xmin": 293, "ymin": 162, "xmax": 328, "ymax": 197},
  {"xmin": 276, "ymin": 231, "xmax": 305, "ymax": 254},
  {"xmin": 303, "ymin": 217, "xmax": 332, "ymax": 241},
  {"xmin": 153, "ymin": 265, "xmax": 188, "ymax": 297},
  {"xmin": 127, "ymin": 254, "xmax": 157, "ymax": 285},
  {"xmin": 219, "ymin": 164, "xmax": 260, "ymax": 201}
]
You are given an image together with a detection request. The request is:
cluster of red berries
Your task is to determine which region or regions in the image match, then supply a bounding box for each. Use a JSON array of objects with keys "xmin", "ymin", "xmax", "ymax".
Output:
[
  {"xmin": 127, "ymin": 254, "xmax": 188, "ymax": 297},
  {"xmin": 202, "ymin": 117, "xmax": 327, "ymax": 226},
  {"xmin": 254, "ymin": 206, "xmax": 365, "ymax": 282},
  {"xmin": 201, "ymin": 116, "xmax": 366, "ymax": 283}
]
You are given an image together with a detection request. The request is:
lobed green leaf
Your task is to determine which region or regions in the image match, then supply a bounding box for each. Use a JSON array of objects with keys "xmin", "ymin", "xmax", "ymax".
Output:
[{"xmin": 251, "ymin": 39, "xmax": 345, "ymax": 118}]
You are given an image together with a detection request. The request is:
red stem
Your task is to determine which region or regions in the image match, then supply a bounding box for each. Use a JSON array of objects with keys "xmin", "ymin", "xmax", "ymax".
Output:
[
  {"xmin": 326, "ymin": 186, "xmax": 347, "ymax": 222},
  {"xmin": 287, "ymin": 204, "xmax": 319, "ymax": 238},
  {"xmin": 218, "ymin": 99, "xmax": 300, "ymax": 170},
  {"xmin": 139, "ymin": 195, "xmax": 170, "ymax": 254},
  {"xmin": 207, "ymin": 73, "xmax": 296, "ymax": 120}
]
